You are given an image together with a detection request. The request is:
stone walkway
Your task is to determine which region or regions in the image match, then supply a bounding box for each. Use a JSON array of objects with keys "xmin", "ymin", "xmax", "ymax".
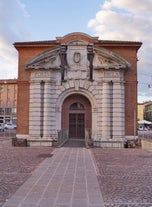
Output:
[{"xmin": 2, "ymin": 148, "xmax": 104, "ymax": 207}]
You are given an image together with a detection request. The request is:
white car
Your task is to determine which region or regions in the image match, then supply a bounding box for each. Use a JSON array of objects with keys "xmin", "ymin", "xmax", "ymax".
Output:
[
  {"xmin": 0, "ymin": 123, "xmax": 5, "ymax": 131},
  {"xmin": 5, "ymin": 123, "xmax": 16, "ymax": 130}
]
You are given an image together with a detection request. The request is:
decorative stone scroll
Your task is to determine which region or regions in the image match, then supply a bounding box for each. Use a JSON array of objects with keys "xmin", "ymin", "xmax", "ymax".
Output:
[
  {"xmin": 59, "ymin": 45, "xmax": 68, "ymax": 81},
  {"xmin": 87, "ymin": 44, "xmax": 94, "ymax": 81}
]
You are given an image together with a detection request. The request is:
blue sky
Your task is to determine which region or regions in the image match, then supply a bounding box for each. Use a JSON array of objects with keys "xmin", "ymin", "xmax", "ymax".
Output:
[
  {"xmin": 0, "ymin": 0, "xmax": 152, "ymax": 102},
  {"xmin": 9, "ymin": 0, "xmax": 103, "ymax": 41}
]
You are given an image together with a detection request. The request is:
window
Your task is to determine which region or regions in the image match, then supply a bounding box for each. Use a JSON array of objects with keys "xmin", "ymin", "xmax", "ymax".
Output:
[
  {"xmin": 70, "ymin": 102, "xmax": 84, "ymax": 110},
  {"xmin": 0, "ymin": 108, "xmax": 4, "ymax": 115},
  {"xmin": 5, "ymin": 108, "xmax": 11, "ymax": 115}
]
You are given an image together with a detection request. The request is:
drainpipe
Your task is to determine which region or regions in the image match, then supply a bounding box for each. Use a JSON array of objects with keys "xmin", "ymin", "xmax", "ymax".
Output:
[
  {"xmin": 110, "ymin": 80, "xmax": 113, "ymax": 139},
  {"xmin": 134, "ymin": 109, "xmax": 136, "ymax": 140}
]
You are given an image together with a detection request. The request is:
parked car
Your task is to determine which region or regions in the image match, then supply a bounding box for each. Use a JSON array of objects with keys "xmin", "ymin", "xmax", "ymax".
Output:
[
  {"xmin": 0, "ymin": 123, "xmax": 5, "ymax": 131},
  {"xmin": 138, "ymin": 125, "xmax": 148, "ymax": 131},
  {"xmin": 5, "ymin": 123, "xmax": 16, "ymax": 130}
]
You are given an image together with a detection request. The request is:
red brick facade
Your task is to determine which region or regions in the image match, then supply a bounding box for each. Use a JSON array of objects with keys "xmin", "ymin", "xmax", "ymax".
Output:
[{"xmin": 14, "ymin": 33, "xmax": 142, "ymax": 147}]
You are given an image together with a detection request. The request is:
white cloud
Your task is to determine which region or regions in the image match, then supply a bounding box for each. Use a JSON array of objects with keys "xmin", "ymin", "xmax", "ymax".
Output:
[
  {"xmin": 88, "ymin": 0, "xmax": 152, "ymax": 102},
  {"xmin": 0, "ymin": 0, "xmax": 31, "ymax": 79},
  {"xmin": 16, "ymin": 0, "xmax": 30, "ymax": 17},
  {"xmin": 0, "ymin": 43, "xmax": 18, "ymax": 79},
  {"xmin": 102, "ymin": 0, "xmax": 152, "ymax": 15}
]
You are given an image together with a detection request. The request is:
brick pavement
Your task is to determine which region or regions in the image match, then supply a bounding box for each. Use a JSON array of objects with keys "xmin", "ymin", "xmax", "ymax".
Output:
[
  {"xmin": 91, "ymin": 148, "xmax": 152, "ymax": 207},
  {"xmin": 0, "ymin": 139, "xmax": 54, "ymax": 207}
]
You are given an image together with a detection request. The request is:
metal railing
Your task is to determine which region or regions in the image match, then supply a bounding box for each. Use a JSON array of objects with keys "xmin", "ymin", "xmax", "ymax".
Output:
[
  {"xmin": 0, "ymin": 129, "xmax": 16, "ymax": 138},
  {"xmin": 85, "ymin": 128, "xmax": 93, "ymax": 148},
  {"xmin": 57, "ymin": 129, "xmax": 69, "ymax": 147},
  {"xmin": 138, "ymin": 130, "xmax": 152, "ymax": 140}
]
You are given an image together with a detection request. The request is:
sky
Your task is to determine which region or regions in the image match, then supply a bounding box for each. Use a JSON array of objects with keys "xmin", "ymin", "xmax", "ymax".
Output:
[{"xmin": 0, "ymin": 0, "xmax": 152, "ymax": 103}]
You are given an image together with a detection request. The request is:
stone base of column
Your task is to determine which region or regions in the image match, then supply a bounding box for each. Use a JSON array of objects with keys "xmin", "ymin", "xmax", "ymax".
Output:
[
  {"xmin": 125, "ymin": 135, "xmax": 138, "ymax": 140},
  {"xmin": 16, "ymin": 134, "xmax": 57, "ymax": 147},
  {"xmin": 28, "ymin": 138, "xmax": 53, "ymax": 147},
  {"xmin": 93, "ymin": 140, "xmax": 124, "ymax": 148}
]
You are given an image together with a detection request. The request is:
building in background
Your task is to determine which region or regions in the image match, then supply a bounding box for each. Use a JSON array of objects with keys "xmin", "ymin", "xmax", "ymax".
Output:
[
  {"xmin": 14, "ymin": 32, "xmax": 142, "ymax": 147},
  {"xmin": 144, "ymin": 101, "xmax": 152, "ymax": 122},
  {"xmin": 138, "ymin": 102, "xmax": 145, "ymax": 121},
  {"xmin": 138, "ymin": 101, "xmax": 152, "ymax": 122},
  {"xmin": 0, "ymin": 79, "xmax": 17, "ymax": 125}
]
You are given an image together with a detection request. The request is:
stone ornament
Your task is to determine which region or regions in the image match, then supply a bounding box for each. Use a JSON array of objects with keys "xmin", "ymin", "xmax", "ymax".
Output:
[{"xmin": 73, "ymin": 52, "xmax": 81, "ymax": 63}]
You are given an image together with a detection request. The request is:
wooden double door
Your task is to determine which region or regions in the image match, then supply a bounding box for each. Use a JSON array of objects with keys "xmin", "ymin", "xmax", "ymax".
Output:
[
  {"xmin": 62, "ymin": 94, "xmax": 92, "ymax": 140},
  {"xmin": 69, "ymin": 113, "xmax": 85, "ymax": 139}
]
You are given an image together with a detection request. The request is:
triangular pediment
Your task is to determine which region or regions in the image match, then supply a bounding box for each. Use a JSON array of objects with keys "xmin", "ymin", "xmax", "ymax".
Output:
[
  {"xmin": 25, "ymin": 44, "xmax": 130, "ymax": 71},
  {"xmin": 94, "ymin": 47, "xmax": 131, "ymax": 70},
  {"xmin": 25, "ymin": 46, "xmax": 61, "ymax": 70}
]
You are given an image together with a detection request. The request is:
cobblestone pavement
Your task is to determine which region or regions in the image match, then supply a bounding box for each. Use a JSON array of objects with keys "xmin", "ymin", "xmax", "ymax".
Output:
[
  {"xmin": 0, "ymin": 139, "xmax": 54, "ymax": 207},
  {"xmin": 1, "ymin": 138, "xmax": 152, "ymax": 207},
  {"xmin": 91, "ymin": 148, "xmax": 152, "ymax": 207}
]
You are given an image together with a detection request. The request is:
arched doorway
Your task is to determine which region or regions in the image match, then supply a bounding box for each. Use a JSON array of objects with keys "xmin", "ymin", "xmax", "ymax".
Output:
[{"xmin": 62, "ymin": 94, "xmax": 92, "ymax": 139}]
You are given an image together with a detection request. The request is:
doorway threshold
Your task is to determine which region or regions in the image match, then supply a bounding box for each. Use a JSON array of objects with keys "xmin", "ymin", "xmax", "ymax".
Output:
[{"xmin": 63, "ymin": 138, "xmax": 85, "ymax": 148}]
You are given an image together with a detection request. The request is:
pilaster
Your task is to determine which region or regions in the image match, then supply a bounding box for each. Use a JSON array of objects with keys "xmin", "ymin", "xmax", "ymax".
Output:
[
  {"xmin": 112, "ymin": 82, "xmax": 125, "ymax": 140},
  {"xmin": 101, "ymin": 82, "xmax": 112, "ymax": 140}
]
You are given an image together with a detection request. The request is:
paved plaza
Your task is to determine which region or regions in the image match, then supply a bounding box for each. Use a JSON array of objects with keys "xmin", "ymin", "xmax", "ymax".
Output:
[
  {"xmin": 0, "ymin": 138, "xmax": 152, "ymax": 207},
  {"xmin": 92, "ymin": 148, "xmax": 152, "ymax": 207}
]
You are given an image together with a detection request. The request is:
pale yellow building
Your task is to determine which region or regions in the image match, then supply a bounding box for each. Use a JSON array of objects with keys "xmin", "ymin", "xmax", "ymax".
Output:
[{"xmin": 137, "ymin": 103, "xmax": 145, "ymax": 120}]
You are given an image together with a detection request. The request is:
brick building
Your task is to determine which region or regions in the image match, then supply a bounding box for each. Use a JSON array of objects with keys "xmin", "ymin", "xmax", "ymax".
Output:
[
  {"xmin": 14, "ymin": 32, "xmax": 142, "ymax": 147},
  {"xmin": 0, "ymin": 79, "xmax": 17, "ymax": 125}
]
